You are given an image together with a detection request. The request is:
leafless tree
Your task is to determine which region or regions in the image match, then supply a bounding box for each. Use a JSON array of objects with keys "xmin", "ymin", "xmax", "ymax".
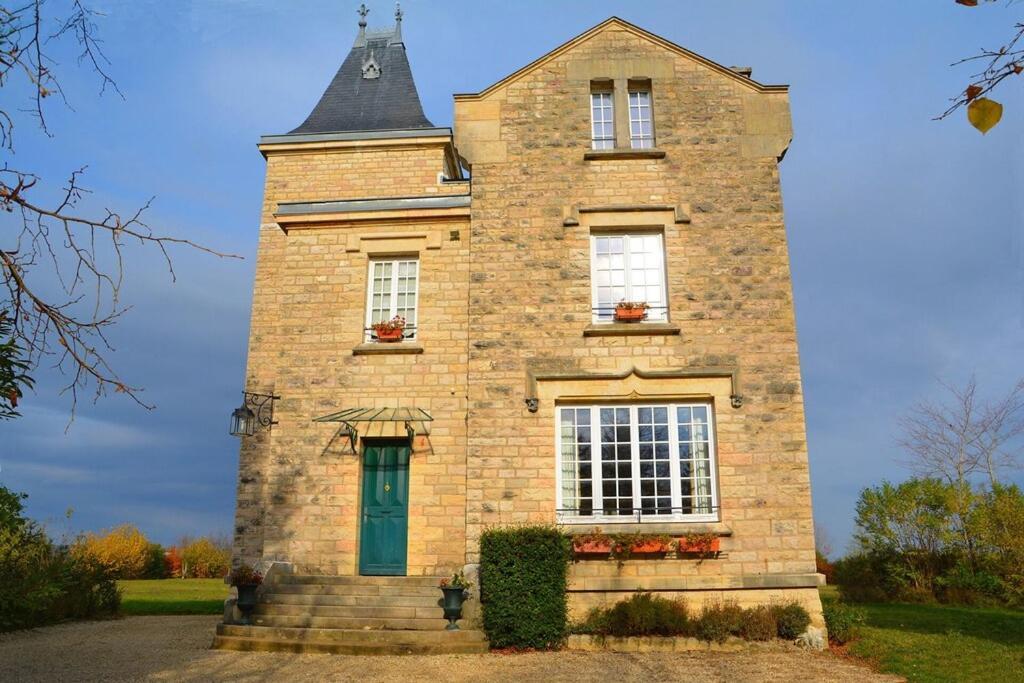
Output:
[
  {"xmin": 0, "ymin": 1, "xmax": 236, "ymax": 418},
  {"xmin": 898, "ymin": 376, "xmax": 1024, "ymax": 489}
]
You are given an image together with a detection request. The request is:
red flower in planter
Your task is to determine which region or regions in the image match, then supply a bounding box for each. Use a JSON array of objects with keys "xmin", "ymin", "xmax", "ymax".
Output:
[
  {"xmin": 676, "ymin": 536, "xmax": 721, "ymax": 554},
  {"xmin": 613, "ymin": 301, "xmax": 649, "ymax": 322}
]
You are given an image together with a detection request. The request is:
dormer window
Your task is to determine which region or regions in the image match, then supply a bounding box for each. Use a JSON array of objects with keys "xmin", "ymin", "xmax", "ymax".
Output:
[
  {"xmin": 361, "ymin": 51, "xmax": 381, "ymax": 79},
  {"xmin": 590, "ymin": 84, "xmax": 615, "ymax": 150}
]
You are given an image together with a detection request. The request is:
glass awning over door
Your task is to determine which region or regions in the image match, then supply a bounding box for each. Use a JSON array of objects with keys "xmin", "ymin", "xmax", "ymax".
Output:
[{"xmin": 313, "ymin": 406, "xmax": 433, "ymax": 444}]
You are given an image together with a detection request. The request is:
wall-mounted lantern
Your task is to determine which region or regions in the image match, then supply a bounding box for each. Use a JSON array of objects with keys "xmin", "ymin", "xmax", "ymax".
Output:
[{"xmin": 229, "ymin": 391, "xmax": 279, "ymax": 437}]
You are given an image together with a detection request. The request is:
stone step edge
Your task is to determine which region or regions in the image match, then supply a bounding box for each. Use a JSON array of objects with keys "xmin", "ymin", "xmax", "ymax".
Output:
[
  {"xmin": 212, "ymin": 636, "xmax": 488, "ymax": 656},
  {"xmin": 217, "ymin": 623, "xmax": 486, "ymax": 642}
]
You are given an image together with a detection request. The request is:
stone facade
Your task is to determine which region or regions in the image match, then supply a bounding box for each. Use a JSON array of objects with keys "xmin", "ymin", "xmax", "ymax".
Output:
[{"xmin": 233, "ymin": 17, "xmax": 822, "ymax": 625}]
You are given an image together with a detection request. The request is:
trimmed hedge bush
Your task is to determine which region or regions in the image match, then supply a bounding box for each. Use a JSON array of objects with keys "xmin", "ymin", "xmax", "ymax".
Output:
[
  {"xmin": 772, "ymin": 602, "xmax": 812, "ymax": 639},
  {"xmin": 577, "ymin": 593, "xmax": 689, "ymax": 637},
  {"xmin": 479, "ymin": 525, "xmax": 571, "ymax": 649},
  {"xmin": 823, "ymin": 601, "xmax": 866, "ymax": 644},
  {"xmin": 573, "ymin": 594, "xmax": 812, "ymax": 645}
]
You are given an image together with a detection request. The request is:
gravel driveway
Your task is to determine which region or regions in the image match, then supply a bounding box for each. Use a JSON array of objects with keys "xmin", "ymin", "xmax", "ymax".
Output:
[{"xmin": 0, "ymin": 616, "xmax": 902, "ymax": 682}]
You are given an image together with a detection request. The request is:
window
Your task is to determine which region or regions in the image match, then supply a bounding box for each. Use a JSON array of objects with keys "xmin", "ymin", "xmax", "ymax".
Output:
[
  {"xmin": 628, "ymin": 90, "xmax": 654, "ymax": 149},
  {"xmin": 557, "ymin": 403, "xmax": 718, "ymax": 522},
  {"xmin": 591, "ymin": 233, "xmax": 667, "ymax": 322},
  {"xmin": 365, "ymin": 258, "xmax": 418, "ymax": 341},
  {"xmin": 590, "ymin": 91, "xmax": 615, "ymax": 150}
]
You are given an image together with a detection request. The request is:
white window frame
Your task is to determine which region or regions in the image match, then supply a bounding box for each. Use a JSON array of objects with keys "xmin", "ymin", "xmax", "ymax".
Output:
[
  {"xmin": 555, "ymin": 403, "xmax": 720, "ymax": 524},
  {"xmin": 628, "ymin": 90, "xmax": 654, "ymax": 149},
  {"xmin": 590, "ymin": 91, "xmax": 615, "ymax": 150},
  {"xmin": 589, "ymin": 232, "xmax": 668, "ymax": 323},
  {"xmin": 364, "ymin": 257, "xmax": 419, "ymax": 342}
]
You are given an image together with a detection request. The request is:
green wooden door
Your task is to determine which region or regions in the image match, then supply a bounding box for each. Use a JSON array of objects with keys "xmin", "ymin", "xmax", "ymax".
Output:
[{"xmin": 359, "ymin": 441, "xmax": 410, "ymax": 576}]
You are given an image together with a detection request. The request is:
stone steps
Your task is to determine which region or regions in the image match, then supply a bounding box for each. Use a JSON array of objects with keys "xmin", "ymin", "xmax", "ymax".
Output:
[
  {"xmin": 213, "ymin": 625, "xmax": 487, "ymax": 655},
  {"xmin": 268, "ymin": 583, "xmax": 440, "ymax": 598},
  {"xmin": 262, "ymin": 592, "xmax": 441, "ymax": 608},
  {"xmin": 212, "ymin": 573, "xmax": 478, "ymax": 653},
  {"xmin": 251, "ymin": 613, "xmax": 450, "ymax": 631},
  {"xmin": 277, "ymin": 574, "xmax": 441, "ymax": 587},
  {"xmin": 254, "ymin": 603, "xmax": 441, "ymax": 620}
]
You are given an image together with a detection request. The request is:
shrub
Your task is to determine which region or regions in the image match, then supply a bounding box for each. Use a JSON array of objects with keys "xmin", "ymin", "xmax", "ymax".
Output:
[
  {"xmin": 693, "ymin": 602, "xmax": 744, "ymax": 643},
  {"xmin": 0, "ymin": 522, "xmax": 119, "ymax": 631},
  {"xmin": 740, "ymin": 605, "xmax": 777, "ymax": 641},
  {"xmin": 479, "ymin": 525, "xmax": 571, "ymax": 649},
  {"xmin": 73, "ymin": 525, "xmax": 152, "ymax": 579},
  {"xmin": 576, "ymin": 593, "xmax": 688, "ymax": 637},
  {"xmin": 772, "ymin": 602, "xmax": 811, "ymax": 639},
  {"xmin": 833, "ymin": 552, "xmax": 898, "ymax": 603},
  {"xmin": 823, "ymin": 601, "xmax": 866, "ymax": 645},
  {"xmin": 181, "ymin": 538, "xmax": 231, "ymax": 579}
]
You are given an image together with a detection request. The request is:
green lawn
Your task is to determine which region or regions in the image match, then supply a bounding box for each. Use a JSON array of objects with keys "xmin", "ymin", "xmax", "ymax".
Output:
[
  {"xmin": 821, "ymin": 587, "xmax": 1024, "ymax": 683},
  {"xmin": 118, "ymin": 579, "xmax": 229, "ymax": 616}
]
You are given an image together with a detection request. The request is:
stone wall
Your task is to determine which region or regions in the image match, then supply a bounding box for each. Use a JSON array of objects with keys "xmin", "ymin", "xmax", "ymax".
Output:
[
  {"xmin": 233, "ymin": 136, "xmax": 470, "ymax": 576},
  {"xmin": 455, "ymin": 22, "xmax": 819, "ymax": 617}
]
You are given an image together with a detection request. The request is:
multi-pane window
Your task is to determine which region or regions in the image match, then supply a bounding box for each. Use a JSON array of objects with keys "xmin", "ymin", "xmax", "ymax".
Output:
[
  {"xmin": 628, "ymin": 90, "xmax": 654, "ymax": 148},
  {"xmin": 590, "ymin": 91, "xmax": 615, "ymax": 150},
  {"xmin": 365, "ymin": 258, "xmax": 418, "ymax": 341},
  {"xmin": 591, "ymin": 233, "xmax": 667, "ymax": 322},
  {"xmin": 557, "ymin": 403, "xmax": 718, "ymax": 522}
]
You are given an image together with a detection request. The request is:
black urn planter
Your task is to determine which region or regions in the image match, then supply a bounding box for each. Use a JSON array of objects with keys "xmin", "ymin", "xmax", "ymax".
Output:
[
  {"xmin": 440, "ymin": 586, "xmax": 468, "ymax": 630},
  {"xmin": 235, "ymin": 583, "xmax": 259, "ymax": 625}
]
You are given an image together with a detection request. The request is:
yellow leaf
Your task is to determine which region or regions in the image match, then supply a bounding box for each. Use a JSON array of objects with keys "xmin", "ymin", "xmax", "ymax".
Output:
[{"xmin": 967, "ymin": 98, "xmax": 1003, "ymax": 134}]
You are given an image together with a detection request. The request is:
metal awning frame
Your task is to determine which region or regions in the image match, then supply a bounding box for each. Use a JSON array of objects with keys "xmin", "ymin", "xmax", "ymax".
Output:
[{"xmin": 313, "ymin": 407, "xmax": 433, "ymax": 451}]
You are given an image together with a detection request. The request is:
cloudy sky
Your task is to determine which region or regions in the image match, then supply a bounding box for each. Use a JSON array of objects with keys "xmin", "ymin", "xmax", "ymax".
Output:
[{"xmin": 2, "ymin": 0, "xmax": 1021, "ymax": 551}]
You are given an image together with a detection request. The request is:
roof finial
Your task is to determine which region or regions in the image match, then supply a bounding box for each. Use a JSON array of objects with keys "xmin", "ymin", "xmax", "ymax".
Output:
[
  {"xmin": 357, "ymin": 3, "xmax": 369, "ymax": 29},
  {"xmin": 393, "ymin": 2, "xmax": 403, "ymax": 44}
]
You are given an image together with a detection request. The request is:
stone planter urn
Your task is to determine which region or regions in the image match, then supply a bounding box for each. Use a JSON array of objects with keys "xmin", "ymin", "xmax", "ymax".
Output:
[
  {"xmin": 440, "ymin": 587, "xmax": 468, "ymax": 630},
  {"xmin": 235, "ymin": 583, "xmax": 259, "ymax": 625}
]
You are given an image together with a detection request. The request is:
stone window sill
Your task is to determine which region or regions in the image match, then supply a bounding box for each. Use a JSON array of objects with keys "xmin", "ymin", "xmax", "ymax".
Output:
[
  {"xmin": 583, "ymin": 148, "xmax": 666, "ymax": 161},
  {"xmin": 560, "ymin": 522, "xmax": 731, "ymax": 537},
  {"xmin": 352, "ymin": 342, "xmax": 424, "ymax": 356},
  {"xmin": 583, "ymin": 322, "xmax": 681, "ymax": 337}
]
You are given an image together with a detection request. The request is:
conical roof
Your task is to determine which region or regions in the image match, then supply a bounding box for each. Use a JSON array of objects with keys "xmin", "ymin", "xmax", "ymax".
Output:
[{"xmin": 289, "ymin": 15, "xmax": 433, "ymax": 135}]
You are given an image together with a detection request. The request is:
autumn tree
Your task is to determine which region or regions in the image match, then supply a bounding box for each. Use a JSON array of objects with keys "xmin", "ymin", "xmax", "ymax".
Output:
[
  {"xmin": 944, "ymin": 0, "xmax": 1024, "ymax": 132},
  {"xmin": 0, "ymin": 1, "xmax": 233, "ymax": 418}
]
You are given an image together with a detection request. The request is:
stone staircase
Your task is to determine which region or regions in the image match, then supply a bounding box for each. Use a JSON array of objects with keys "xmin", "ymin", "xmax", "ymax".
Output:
[{"xmin": 212, "ymin": 574, "xmax": 488, "ymax": 655}]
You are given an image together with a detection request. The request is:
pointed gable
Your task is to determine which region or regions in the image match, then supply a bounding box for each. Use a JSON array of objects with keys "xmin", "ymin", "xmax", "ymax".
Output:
[
  {"xmin": 290, "ymin": 20, "xmax": 433, "ymax": 134},
  {"xmin": 454, "ymin": 16, "xmax": 786, "ymax": 102}
]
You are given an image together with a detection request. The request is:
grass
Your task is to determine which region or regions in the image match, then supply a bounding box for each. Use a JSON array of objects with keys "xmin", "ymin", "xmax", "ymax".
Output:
[
  {"xmin": 118, "ymin": 579, "xmax": 229, "ymax": 616},
  {"xmin": 821, "ymin": 586, "xmax": 1024, "ymax": 683}
]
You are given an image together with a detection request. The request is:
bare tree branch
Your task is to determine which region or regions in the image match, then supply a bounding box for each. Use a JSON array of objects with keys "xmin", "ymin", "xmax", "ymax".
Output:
[{"xmin": 0, "ymin": 1, "xmax": 240, "ymax": 420}]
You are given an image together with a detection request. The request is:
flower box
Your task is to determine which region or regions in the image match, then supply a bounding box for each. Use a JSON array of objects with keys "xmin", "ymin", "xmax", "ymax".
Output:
[
  {"xmin": 629, "ymin": 539, "xmax": 672, "ymax": 554},
  {"xmin": 573, "ymin": 539, "xmax": 612, "ymax": 555},
  {"xmin": 613, "ymin": 305, "xmax": 647, "ymax": 322},
  {"xmin": 676, "ymin": 537, "xmax": 721, "ymax": 554},
  {"xmin": 374, "ymin": 328, "xmax": 404, "ymax": 342}
]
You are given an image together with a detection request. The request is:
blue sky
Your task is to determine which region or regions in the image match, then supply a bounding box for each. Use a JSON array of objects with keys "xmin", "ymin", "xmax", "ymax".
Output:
[{"xmin": 1, "ymin": 1, "xmax": 1021, "ymax": 552}]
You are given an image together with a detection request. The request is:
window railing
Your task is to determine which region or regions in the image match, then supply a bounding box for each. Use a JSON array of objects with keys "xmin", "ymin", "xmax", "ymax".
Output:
[{"xmin": 556, "ymin": 505, "xmax": 719, "ymax": 523}]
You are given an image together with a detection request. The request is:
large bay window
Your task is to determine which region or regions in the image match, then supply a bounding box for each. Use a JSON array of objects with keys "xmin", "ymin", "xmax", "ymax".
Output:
[
  {"xmin": 591, "ymin": 232, "xmax": 668, "ymax": 322},
  {"xmin": 557, "ymin": 403, "xmax": 718, "ymax": 522},
  {"xmin": 365, "ymin": 258, "xmax": 418, "ymax": 341}
]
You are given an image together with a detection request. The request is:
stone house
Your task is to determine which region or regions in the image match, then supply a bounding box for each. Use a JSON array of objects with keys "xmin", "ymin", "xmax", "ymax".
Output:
[{"xmin": 218, "ymin": 10, "xmax": 823, "ymax": 654}]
